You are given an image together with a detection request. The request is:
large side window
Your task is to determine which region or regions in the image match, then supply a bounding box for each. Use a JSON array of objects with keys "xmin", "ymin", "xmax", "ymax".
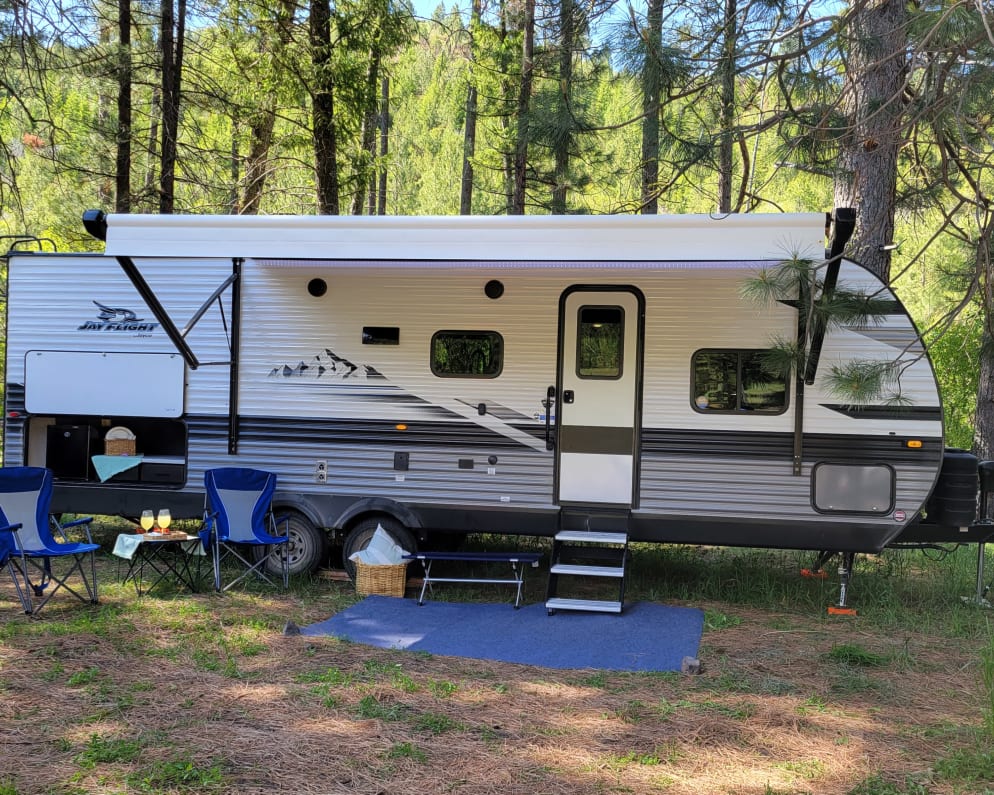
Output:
[
  {"xmin": 692, "ymin": 349, "xmax": 788, "ymax": 414},
  {"xmin": 577, "ymin": 306, "xmax": 624, "ymax": 379},
  {"xmin": 431, "ymin": 331, "xmax": 503, "ymax": 378}
]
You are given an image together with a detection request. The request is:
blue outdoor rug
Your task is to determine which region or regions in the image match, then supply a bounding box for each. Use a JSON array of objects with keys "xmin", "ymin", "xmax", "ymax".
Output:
[{"xmin": 302, "ymin": 596, "xmax": 705, "ymax": 672}]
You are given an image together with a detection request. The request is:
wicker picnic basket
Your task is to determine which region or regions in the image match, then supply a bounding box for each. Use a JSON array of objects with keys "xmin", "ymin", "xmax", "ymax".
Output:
[
  {"xmin": 104, "ymin": 438, "xmax": 136, "ymax": 456},
  {"xmin": 104, "ymin": 426, "xmax": 136, "ymax": 456},
  {"xmin": 354, "ymin": 559, "xmax": 409, "ymax": 597}
]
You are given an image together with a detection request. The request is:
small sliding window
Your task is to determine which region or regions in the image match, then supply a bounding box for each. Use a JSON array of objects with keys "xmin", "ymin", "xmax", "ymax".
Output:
[
  {"xmin": 431, "ymin": 331, "xmax": 503, "ymax": 378},
  {"xmin": 692, "ymin": 349, "xmax": 788, "ymax": 414}
]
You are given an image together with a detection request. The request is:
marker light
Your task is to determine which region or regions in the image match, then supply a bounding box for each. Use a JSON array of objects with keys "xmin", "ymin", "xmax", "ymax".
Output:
[
  {"xmin": 395, "ymin": 424, "xmax": 408, "ymax": 431},
  {"xmin": 907, "ymin": 440, "xmax": 922, "ymax": 449}
]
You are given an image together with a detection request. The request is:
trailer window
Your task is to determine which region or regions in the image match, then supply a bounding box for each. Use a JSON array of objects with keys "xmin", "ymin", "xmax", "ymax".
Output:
[
  {"xmin": 692, "ymin": 349, "xmax": 787, "ymax": 414},
  {"xmin": 577, "ymin": 306, "xmax": 623, "ymax": 379},
  {"xmin": 431, "ymin": 331, "xmax": 503, "ymax": 378}
]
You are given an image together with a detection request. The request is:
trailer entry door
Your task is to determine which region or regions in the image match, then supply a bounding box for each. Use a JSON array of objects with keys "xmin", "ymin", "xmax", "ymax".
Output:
[{"xmin": 556, "ymin": 287, "xmax": 643, "ymax": 505}]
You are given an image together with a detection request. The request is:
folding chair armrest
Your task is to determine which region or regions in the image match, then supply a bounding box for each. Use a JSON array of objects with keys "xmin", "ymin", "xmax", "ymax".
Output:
[
  {"xmin": 61, "ymin": 516, "xmax": 94, "ymax": 529},
  {"xmin": 0, "ymin": 522, "xmax": 23, "ymax": 534},
  {"xmin": 60, "ymin": 515, "xmax": 96, "ymax": 543}
]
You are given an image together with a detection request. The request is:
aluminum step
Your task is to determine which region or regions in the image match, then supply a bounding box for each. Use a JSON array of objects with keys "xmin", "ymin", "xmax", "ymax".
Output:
[
  {"xmin": 546, "ymin": 597, "xmax": 623, "ymax": 614},
  {"xmin": 554, "ymin": 530, "xmax": 628, "ymax": 545},
  {"xmin": 549, "ymin": 563, "xmax": 625, "ymax": 578}
]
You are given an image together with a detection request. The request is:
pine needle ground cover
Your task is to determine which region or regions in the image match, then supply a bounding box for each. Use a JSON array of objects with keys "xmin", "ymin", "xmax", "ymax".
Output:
[{"xmin": 1, "ymin": 525, "xmax": 993, "ymax": 795}]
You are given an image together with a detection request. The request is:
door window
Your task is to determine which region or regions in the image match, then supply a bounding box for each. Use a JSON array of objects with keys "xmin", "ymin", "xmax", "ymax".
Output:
[{"xmin": 576, "ymin": 306, "xmax": 623, "ymax": 379}]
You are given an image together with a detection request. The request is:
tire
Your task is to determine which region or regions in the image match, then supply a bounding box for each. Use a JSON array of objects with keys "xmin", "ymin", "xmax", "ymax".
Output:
[
  {"xmin": 342, "ymin": 516, "xmax": 417, "ymax": 580},
  {"xmin": 253, "ymin": 511, "xmax": 327, "ymax": 577}
]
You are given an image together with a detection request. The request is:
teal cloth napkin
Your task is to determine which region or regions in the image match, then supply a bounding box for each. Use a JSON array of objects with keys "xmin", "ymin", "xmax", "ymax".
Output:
[{"xmin": 92, "ymin": 454, "xmax": 143, "ymax": 482}]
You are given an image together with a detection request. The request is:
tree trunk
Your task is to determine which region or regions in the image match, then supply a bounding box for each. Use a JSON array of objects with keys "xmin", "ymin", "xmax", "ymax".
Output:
[
  {"xmin": 640, "ymin": 0, "xmax": 662, "ymax": 214},
  {"xmin": 460, "ymin": 0, "xmax": 482, "ymax": 215},
  {"xmin": 310, "ymin": 0, "xmax": 339, "ymax": 214},
  {"xmin": 716, "ymin": 0, "xmax": 736, "ymax": 214},
  {"xmin": 241, "ymin": 0, "xmax": 296, "ymax": 215},
  {"xmin": 832, "ymin": 0, "xmax": 907, "ymax": 282},
  {"xmin": 973, "ymin": 215, "xmax": 994, "ymax": 463},
  {"xmin": 158, "ymin": 0, "xmax": 185, "ymax": 214},
  {"xmin": 353, "ymin": 47, "xmax": 381, "ymax": 216},
  {"xmin": 143, "ymin": 85, "xmax": 160, "ymax": 210},
  {"xmin": 977, "ymin": 329, "xmax": 994, "ymax": 463},
  {"xmin": 115, "ymin": 0, "xmax": 131, "ymax": 213},
  {"xmin": 499, "ymin": 0, "xmax": 514, "ymax": 214},
  {"xmin": 377, "ymin": 76, "xmax": 388, "ymax": 215},
  {"xmin": 230, "ymin": 123, "xmax": 240, "ymax": 213},
  {"xmin": 511, "ymin": 0, "xmax": 535, "ymax": 215},
  {"xmin": 551, "ymin": 0, "xmax": 574, "ymax": 215}
]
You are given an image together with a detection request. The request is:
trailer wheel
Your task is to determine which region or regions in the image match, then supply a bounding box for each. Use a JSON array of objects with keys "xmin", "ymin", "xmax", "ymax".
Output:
[
  {"xmin": 342, "ymin": 516, "xmax": 417, "ymax": 580},
  {"xmin": 254, "ymin": 512, "xmax": 327, "ymax": 576}
]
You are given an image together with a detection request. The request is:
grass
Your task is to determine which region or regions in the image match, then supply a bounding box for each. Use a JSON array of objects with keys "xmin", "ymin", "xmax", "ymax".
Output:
[
  {"xmin": 2, "ymin": 521, "xmax": 994, "ymax": 794},
  {"xmin": 984, "ymin": 619, "xmax": 994, "ymax": 736}
]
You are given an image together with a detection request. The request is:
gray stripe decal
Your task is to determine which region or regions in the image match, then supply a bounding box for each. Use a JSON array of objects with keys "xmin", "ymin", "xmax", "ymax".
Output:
[
  {"xmin": 559, "ymin": 425, "xmax": 635, "ymax": 455},
  {"xmin": 821, "ymin": 404, "xmax": 942, "ymax": 421}
]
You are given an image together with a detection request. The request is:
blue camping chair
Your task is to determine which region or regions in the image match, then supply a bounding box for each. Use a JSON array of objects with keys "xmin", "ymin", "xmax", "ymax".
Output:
[
  {"xmin": 200, "ymin": 468, "xmax": 290, "ymax": 591},
  {"xmin": 0, "ymin": 467, "xmax": 99, "ymax": 615},
  {"xmin": 0, "ymin": 517, "xmax": 31, "ymax": 614}
]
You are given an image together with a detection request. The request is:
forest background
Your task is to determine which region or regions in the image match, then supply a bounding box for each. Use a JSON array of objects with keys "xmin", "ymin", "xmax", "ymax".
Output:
[{"xmin": 0, "ymin": 0, "xmax": 992, "ymax": 460}]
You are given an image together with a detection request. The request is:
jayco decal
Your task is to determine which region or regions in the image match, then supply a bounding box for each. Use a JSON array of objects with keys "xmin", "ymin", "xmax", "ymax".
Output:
[{"xmin": 78, "ymin": 301, "xmax": 159, "ymax": 334}]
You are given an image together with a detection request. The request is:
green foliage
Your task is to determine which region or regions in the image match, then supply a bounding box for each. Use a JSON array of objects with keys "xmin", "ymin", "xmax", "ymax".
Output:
[
  {"xmin": 823, "ymin": 643, "xmax": 889, "ymax": 667},
  {"xmin": 355, "ymin": 694, "xmax": 409, "ymax": 721},
  {"xmin": 385, "ymin": 741, "xmax": 427, "ymax": 763},
  {"xmin": 74, "ymin": 734, "xmax": 142, "ymax": 768},
  {"xmin": 742, "ymin": 256, "xmax": 914, "ymax": 406},
  {"xmin": 124, "ymin": 756, "xmax": 226, "ymax": 793},
  {"xmin": 846, "ymin": 775, "xmax": 931, "ymax": 795},
  {"xmin": 932, "ymin": 745, "xmax": 994, "ymax": 785}
]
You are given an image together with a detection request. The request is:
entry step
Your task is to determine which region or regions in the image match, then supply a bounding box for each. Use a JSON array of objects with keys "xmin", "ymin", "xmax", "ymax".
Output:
[
  {"xmin": 549, "ymin": 563, "xmax": 625, "ymax": 578},
  {"xmin": 554, "ymin": 530, "xmax": 628, "ymax": 544},
  {"xmin": 546, "ymin": 597, "xmax": 623, "ymax": 614}
]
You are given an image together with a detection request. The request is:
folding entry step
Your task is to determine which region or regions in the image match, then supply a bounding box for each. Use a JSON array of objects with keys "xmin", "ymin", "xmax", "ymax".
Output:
[{"xmin": 546, "ymin": 510, "xmax": 630, "ymax": 615}]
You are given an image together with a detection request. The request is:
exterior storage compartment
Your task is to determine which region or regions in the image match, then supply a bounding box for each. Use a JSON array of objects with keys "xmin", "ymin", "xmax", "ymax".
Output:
[{"xmin": 926, "ymin": 449, "xmax": 979, "ymax": 527}]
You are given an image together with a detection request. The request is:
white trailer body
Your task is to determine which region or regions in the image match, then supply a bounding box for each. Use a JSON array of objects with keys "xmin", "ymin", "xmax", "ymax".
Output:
[{"xmin": 2, "ymin": 211, "xmax": 959, "ymax": 574}]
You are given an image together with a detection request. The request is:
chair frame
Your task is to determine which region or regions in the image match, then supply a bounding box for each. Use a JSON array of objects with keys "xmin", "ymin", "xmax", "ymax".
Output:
[
  {"xmin": 0, "ymin": 467, "xmax": 99, "ymax": 615},
  {"xmin": 201, "ymin": 468, "xmax": 290, "ymax": 592},
  {"xmin": 0, "ymin": 521, "xmax": 31, "ymax": 614}
]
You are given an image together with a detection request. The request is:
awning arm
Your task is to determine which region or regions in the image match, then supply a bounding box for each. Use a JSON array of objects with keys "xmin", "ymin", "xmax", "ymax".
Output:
[
  {"xmin": 115, "ymin": 255, "xmax": 200, "ymax": 370},
  {"xmin": 803, "ymin": 207, "xmax": 856, "ymax": 385},
  {"xmin": 182, "ymin": 273, "xmax": 237, "ymax": 337}
]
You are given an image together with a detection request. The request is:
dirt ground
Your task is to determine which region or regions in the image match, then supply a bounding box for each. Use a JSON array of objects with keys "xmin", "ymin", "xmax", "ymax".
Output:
[{"xmin": 1, "ymin": 573, "xmax": 991, "ymax": 795}]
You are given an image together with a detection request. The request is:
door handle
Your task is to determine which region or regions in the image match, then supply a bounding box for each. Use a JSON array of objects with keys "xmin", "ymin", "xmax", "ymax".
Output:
[
  {"xmin": 562, "ymin": 390, "xmax": 575, "ymax": 404},
  {"xmin": 544, "ymin": 386, "xmax": 556, "ymax": 451}
]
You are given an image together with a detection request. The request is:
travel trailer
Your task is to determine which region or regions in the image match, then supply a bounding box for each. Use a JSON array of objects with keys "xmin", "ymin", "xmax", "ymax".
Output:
[{"xmin": 2, "ymin": 209, "xmax": 988, "ymax": 612}]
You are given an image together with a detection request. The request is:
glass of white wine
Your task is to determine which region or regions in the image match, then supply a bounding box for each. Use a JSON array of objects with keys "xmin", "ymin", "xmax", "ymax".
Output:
[
  {"xmin": 157, "ymin": 509, "xmax": 172, "ymax": 534},
  {"xmin": 140, "ymin": 510, "xmax": 154, "ymax": 534}
]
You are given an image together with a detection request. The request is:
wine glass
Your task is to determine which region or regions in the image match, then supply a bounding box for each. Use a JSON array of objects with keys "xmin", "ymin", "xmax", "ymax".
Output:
[
  {"xmin": 140, "ymin": 510, "xmax": 154, "ymax": 534},
  {"xmin": 157, "ymin": 509, "xmax": 172, "ymax": 534}
]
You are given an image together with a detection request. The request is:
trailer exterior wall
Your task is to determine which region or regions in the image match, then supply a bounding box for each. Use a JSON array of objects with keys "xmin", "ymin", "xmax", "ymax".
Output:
[{"xmin": 2, "ymin": 212, "xmax": 944, "ymax": 555}]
